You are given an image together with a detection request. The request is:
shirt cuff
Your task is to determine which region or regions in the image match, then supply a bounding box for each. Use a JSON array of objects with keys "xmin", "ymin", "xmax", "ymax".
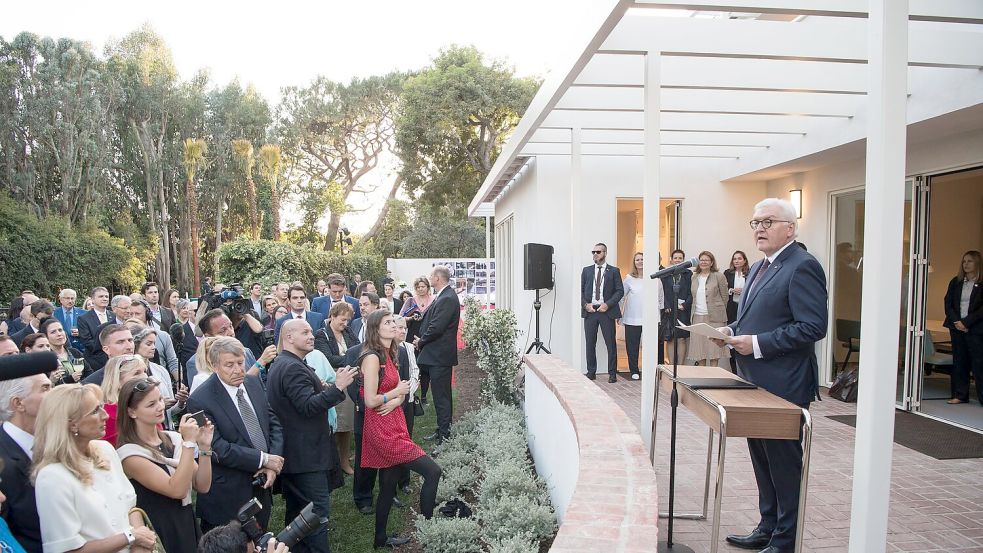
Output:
[
  {"xmin": 259, "ymin": 451, "xmax": 266, "ymax": 470},
  {"xmin": 752, "ymin": 335, "xmax": 763, "ymax": 359}
]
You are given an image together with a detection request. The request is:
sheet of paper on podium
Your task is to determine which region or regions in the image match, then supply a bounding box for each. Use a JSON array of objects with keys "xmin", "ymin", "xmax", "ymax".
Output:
[{"xmin": 677, "ymin": 322, "xmax": 730, "ymax": 340}]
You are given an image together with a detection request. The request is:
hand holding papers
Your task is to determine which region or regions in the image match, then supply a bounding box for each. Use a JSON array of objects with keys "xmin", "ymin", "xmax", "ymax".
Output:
[{"xmin": 677, "ymin": 322, "xmax": 730, "ymax": 341}]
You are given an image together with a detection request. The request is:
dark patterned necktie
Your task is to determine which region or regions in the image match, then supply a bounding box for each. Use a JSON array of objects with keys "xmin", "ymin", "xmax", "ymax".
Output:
[
  {"xmin": 594, "ymin": 266, "xmax": 602, "ymax": 301},
  {"xmin": 748, "ymin": 259, "xmax": 772, "ymax": 293},
  {"xmin": 236, "ymin": 388, "xmax": 268, "ymax": 452}
]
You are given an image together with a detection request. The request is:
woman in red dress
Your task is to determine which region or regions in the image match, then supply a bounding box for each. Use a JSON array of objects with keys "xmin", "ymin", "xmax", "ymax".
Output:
[{"xmin": 359, "ymin": 310, "xmax": 442, "ymax": 549}]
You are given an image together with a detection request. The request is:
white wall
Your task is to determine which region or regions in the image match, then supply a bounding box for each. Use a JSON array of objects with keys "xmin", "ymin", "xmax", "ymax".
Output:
[
  {"xmin": 494, "ymin": 154, "xmax": 766, "ymax": 372},
  {"xmin": 524, "ymin": 365, "xmax": 579, "ymax": 524}
]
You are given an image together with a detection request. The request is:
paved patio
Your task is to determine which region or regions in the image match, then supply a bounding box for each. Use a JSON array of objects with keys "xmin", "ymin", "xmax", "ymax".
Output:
[{"xmin": 597, "ymin": 377, "xmax": 983, "ymax": 553}]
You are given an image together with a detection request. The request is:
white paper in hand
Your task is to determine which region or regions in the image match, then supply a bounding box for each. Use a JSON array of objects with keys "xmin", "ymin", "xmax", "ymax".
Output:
[{"xmin": 676, "ymin": 322, "xmax": 730, "ymax": 341}]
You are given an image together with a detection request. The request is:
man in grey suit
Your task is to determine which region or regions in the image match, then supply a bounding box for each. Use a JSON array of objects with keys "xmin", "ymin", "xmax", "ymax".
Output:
[{"xmin": 715, "ymin": 198, "xmax": 828, "ymax": 553}]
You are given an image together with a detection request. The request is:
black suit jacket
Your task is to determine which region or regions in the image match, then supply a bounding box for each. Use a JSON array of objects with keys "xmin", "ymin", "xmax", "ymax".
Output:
[
  {"xmin": 0, "ymin": 424, "xmax": 42, "ymax": 552},
  {"xmin": 186, "ymin": 374, "xmax": 283, "ymax": 528},
  {"xmin": 580, "ymin": 264, "xmax": 624, "ymax": 319},
  {"xmin": 8, "ymin": 324, "xmax": 38, "ymax": 350},
  {"xmin": 724, "ymin": 268, "xmax": 749, "ymax": 324},
  {"xmin": 314, "ymin": 326, "xmax": 360, "ymax": 368},
  {"xmin": 267, "ymin": 350, "xmax": 346, "ymax": 474},
  {"xmin": 76, "ymin": 309, "xmax": 114, "ymax": 358},
  {"xmin": 943, "ymin": 276, "xmax": 983, "ymax": 335},
  {"xmin": 415, "ymin": 285, "xmax": 461, "ymax": 367},
  {"xmin": 178, "ymin": 321, "xmax": 199, "ymax": 371},
  {"xmin": 661, "ymin": 269, "xmax": 694, "ymax": 335},
  {"xmin": 152, "ymin": 306, "xmax": 176, "ymax": 330}
]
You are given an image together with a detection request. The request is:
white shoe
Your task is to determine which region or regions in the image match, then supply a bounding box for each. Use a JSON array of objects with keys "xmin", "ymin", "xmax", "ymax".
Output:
[{"xmin": 631, "ymin": 373, "xmax": 640, "ymax": 380}]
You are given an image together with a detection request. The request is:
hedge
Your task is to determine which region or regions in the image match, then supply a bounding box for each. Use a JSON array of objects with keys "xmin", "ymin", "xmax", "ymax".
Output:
[
  {"xmin": 0, "ymin": 193, "xmax": 144, "ymax": 300},
  {"xmin": 216, "ymin": 239, "xmax": 386, "ymax": 289}
]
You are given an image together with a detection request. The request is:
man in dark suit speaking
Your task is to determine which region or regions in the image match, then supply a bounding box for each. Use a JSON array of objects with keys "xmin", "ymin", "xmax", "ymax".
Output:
[
  {"xmin": 413, "ymin": 265, "xmax": 460, "ymax": 443},
  {"xmin": 186, "ymin": 336, "xmax": 284, "ymax": 532},
  {"xmin": 581, "ymin": 243, "xmax": 624, "ymax": 383},
  {"xmin": 715, "ymin": 198, "xmax": 828, "ymax": 553}
]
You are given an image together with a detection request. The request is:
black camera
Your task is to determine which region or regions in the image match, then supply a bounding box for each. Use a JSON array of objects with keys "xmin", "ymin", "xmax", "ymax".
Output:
[
  {"xmin": 202, "ymin": 283, "xmax": 252, "ymax": 318},
  {"xmin": 262, "ymin": 329, "xmax": 275, "ymax": 348},
  {"xmin": 237, "ymin": 498, "xmax": 324, "ymax": 552},
  {"xmin": 252, "ymin": 473, "xmax": 268, "ymax": 487}
]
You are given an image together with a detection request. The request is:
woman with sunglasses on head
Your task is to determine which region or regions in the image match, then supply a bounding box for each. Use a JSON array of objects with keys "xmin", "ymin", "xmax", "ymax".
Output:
[
  {"xmin": 101, "ymin": 355, "xmax": 152, "ymax": 446},
  {"xmin": 117, "ymin": 377, "xmax": 213, "ymax": 553},
  {"xmin": 132, "ymin": 325, "xmax": 188, "ymax": 429},
  {"xmin": 358, "ymin": 310, "xmax": 442, "ymax": 549},
  {"xmin": 33, "ymin": 384, "xmax": 158, "ymax": 553}
]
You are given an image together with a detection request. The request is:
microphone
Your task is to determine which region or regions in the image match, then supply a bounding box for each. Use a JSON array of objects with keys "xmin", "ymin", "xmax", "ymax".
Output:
[
  {"xmin": 650, "ymin": 257, "xmax": 699, "ymax": 279},
  {"xmin": 169, "ymin": 322, "xmax": 185, "ymax": 344},
  {"xmin": 0, "ymin": 352, "xmax": 59, "ymax": 382}
]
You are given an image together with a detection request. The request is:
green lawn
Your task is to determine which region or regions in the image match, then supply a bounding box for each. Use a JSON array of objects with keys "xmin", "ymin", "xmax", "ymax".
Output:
[{"xmin": 267, "ymin": 396, "xmax": 442, "ymax": 552}]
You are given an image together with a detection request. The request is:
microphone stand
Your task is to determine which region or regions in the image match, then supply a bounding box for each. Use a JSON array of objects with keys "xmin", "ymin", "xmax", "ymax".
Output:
[{"xmin": 658, "ymin": 274, "xmax": 694, "ymax": 553}]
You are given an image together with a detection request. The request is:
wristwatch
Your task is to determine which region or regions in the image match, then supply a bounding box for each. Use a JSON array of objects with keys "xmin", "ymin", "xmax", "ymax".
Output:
[{"xmin": 123, "ymin": 527, "xmax": 136, "ymax": 546}]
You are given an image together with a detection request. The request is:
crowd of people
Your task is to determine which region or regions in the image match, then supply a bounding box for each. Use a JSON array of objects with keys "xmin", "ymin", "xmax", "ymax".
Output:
[{"xmin": 0, "ymin": 267, "xmax": 458, "ymax": 552}]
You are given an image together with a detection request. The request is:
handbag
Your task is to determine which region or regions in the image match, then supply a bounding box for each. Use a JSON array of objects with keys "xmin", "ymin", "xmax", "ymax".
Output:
[
  {"xmin": 412, "ymin": 394, "xmax": 425, "ymax": 417},
  {"xmin": 828, "ymin": 369, "xmax": 859, "ymax": 402},
  {"xmin": 128, "ymin": 507, "xmax": 166, "ymax": 553}
]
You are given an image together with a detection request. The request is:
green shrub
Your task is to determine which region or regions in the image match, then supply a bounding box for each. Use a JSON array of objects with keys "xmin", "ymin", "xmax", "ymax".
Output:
[
  {"xmin": 478, "ymin": 495, "xmax": 556, "ymax": 544},
  {"xmin": 415, "ymin": 516, "xmax": 482, "ymax": 553},
  {"xmin": 486, "ymin": 534, "xmax": 541, "ymax": 553},
  {"xmin": 0, "ymin": 192, "xmax": 145, "ymax": 299},
  {"xmin": 462, "ymin": 298, "xmax": 522, "ymax": 404},
  {"xmin": 216, "ymin": 239, "xmax": 385, "ymax": 288}
]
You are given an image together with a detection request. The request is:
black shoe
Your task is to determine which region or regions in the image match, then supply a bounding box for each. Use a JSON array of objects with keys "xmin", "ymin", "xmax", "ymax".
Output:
[
  {"xmin": 725, "ymin": 528, "xmax": 772, "ymax": 550},
  {"xmin": 608, "ymin": 374, "xmax": 617, "ymax": 383},
  {"xmin": 400, "ymin": 484, "xmax": 412, "ymax": 495},
  {"xmin": 586, "ymin": 372, "xmax": 596, "ymax": 380},
  {"xmin": 424, "ymin": 432, "xmax": 440, "ymax": 441},
  {"xmin": 392, "ymin": 497, "xmax": 406, "ymax": 508},
  {"xmin": 358, "ymin": 505, "xmax": 374, "ymax": 515},
  {"xmin": 374, "ymin": 535, "xmax": 411, "ymax": 548}
]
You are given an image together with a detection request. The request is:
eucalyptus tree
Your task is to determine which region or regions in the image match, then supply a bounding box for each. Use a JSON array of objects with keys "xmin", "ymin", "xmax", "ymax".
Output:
[
  {"xmin": 396, "ymin": 45, "xmax": 539, "ymax": 215},
  {"xmin": 276, "ymin": 72, "xmax": 404, "ymax": 251}
]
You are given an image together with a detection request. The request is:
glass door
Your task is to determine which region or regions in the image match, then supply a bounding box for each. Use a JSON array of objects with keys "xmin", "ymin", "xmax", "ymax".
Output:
[{"xmin": 898, "ymin": 179, "xmax": 925, "ymax": 408}]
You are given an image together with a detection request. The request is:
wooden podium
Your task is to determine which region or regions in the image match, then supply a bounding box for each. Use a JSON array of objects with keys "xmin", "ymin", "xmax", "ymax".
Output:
[{"xmin": 649, "ymin": 364, "xmax": 813, "ymax": 553}]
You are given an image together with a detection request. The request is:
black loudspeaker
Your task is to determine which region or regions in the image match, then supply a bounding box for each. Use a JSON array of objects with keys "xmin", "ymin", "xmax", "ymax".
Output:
[{"xmin": 524, "ymin": 243, "xmax": 554, "ymax": 290}]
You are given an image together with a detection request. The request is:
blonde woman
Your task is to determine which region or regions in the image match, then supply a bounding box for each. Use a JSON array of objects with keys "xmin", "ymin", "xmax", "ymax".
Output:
[
  {"xmin": 189, "ymin": 337, "xmax": 220, "ymax": 394},
  {"xmin": 400, "ymin": 277, "xmax": 434, "ymax": 400},
  {"xmin": 32, "ymin": 384, "xmax": 158, "ymax": 552},
  {"xmin": 688, "ymin": 251, "xmax": 730, "ymax": 367},
  {"xmin": 620, "ymin": 252, "xmax": 664, "ymax": 379},
  {"xmin": 101, "ymin": 355, "xmax": 152, "ymax": 446}
]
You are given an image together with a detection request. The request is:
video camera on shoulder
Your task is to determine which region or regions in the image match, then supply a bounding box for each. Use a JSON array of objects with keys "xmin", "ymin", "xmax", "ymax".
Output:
[
  {"xmin": 237, "ymin": 498, "xmax": 324, "ymax": 552},
  {"xmin": 202, "ymin": 283, "xmax": 253, "ymax": 318}
]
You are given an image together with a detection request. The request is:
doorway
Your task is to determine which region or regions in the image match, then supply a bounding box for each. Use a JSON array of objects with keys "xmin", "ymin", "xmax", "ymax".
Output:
[{"xmin": 615, "ymin": 198, "xmax": 681, "ymax": 370}]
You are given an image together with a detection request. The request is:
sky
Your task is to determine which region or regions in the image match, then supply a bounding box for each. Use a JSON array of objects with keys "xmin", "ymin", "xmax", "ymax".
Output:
[{"xmin": 1, "ymin": 0, "xmax": 611, "ymax": 233}]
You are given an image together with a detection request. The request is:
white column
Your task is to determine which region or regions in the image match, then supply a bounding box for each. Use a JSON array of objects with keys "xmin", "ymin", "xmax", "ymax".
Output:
[
  {"xmin": 570, "ymin": 126, "xmax": 585, "ymax": 373},
  {"xmin": 640, "ymin": 52, "xmax": 662, "ymax": 446},
  {"xmin": 485, "ymin": 215, "xmax": 492, "ymax": 308},
  {"xmin": 849, "ymin": 2, "xmax": 908, "ymax": 553}
]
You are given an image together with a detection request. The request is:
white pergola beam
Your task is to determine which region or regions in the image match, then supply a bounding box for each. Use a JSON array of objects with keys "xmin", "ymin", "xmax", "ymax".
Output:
[
  {"xmin": 632, "ymin": 0, "xmax": 983, "ymax": 24},
  {"xmin": 576, "ymin": 55, "xmax": 870, "ymax": 94},
  {"xmin": 541, "ymin": 109, "xmax": 821, "ymax": 134},
  {"xmin": 556, "ymin": 87, "xmax": 863, "ymax": 115},
  {"xmin": 601, "ymin": 16, "xmax": 983, "ymax": 68}
]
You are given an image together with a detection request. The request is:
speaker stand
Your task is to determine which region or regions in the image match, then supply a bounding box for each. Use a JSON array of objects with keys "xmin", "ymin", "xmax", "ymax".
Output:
[{"xmin": 525, "ymin": 289, "xmax": 551, "ymax": 354}]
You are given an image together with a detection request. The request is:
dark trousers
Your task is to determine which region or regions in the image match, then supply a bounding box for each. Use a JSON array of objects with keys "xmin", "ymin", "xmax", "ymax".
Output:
[
  {"xmin": 281, "ymin": 470, "xmax": 333, "ymax": 553},
  {"xmin": 584, "ymin": 313, "xmax": 617, "ymax": 375},
  {"xmin": 746, "ymin": 402, "xmax": 809, "ymax": 550},
  {"xmin": 419, "ymin": 365, "xmax": 431, "ymax": 401},
  {"xmin": 950, "ymin": 330, "xmax": 983, "ymax": 403},
  {"xmin": 624, "ymin": 324, "xmax": 642, "ymax": 374},
  {"xmin": 353, "ymin": 432, "xmax": 377, "ymax": 509},
  {"xmin": 375, "ymin": 455, "xmax": 442, "ymax": 546},
  {"xmin": 399, "ymin": 408, "xmax": 416, "ymax": 488},
  {"xmin": 424, "ymin": 364, "xmax": 453, "ymax": 440}
]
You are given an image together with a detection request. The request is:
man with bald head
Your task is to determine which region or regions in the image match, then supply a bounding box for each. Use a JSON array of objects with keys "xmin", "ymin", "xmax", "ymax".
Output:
[{"xmin": 267, "ymin": 319, "xmax": 356, "ymax": 553}]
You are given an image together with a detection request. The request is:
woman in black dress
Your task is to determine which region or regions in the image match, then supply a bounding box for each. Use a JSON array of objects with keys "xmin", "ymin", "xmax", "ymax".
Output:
[{"xmin": 116, "ymin": 377, "xmax": 213, "ymax": 552}]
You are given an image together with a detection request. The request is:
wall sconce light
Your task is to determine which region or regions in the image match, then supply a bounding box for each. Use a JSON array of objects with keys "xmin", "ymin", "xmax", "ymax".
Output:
[{"xmin": 790, "ymin": 189, "xmax": 803, "ymax": 219}]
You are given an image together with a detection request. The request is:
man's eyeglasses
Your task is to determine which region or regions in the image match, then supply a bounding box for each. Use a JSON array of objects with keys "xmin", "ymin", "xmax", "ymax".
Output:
[
  {"xmin": 591, "ymin": 250, "xmax": 604, "ymax": 255},
  {"xmin": 749, "ymin": 219, "xmax": 792, "ymax": 230}
]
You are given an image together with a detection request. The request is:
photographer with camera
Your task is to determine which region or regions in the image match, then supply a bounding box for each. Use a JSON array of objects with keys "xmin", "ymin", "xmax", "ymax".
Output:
[
  {"xmin": 186, "ymin": 310, "xmax": 276, "ymax": 386},
  {"xmin": 187, "ymin": 337, "xmax": 284, "ymax": 533},
  {"xmin": 199, "ymin": 521, "xmax": 289, "ymax": 553},
  {"xmin": 199, "ymin": 285, "xmax": 271, "ymax": 362}
]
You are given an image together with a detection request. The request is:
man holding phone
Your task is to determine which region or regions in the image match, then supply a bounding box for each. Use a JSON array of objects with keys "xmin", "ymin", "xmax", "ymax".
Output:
[{"xmin": 187, "ymin": 336, "xmax": 284, "ymax": 532}]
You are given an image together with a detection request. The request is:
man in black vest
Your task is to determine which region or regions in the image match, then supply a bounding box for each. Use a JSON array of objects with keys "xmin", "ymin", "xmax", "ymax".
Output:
[
  {"xmin": 268, "ymin": 319, "xmax": 355, "ymax": 553},
  {"xmin": 0, "ymin": 372, "xmax": 53, "ymax": 552}
]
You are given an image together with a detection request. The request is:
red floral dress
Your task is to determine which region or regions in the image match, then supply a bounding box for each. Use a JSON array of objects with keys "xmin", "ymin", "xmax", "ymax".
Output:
[{"xmin": 360, "ymin": 355, "xmax": 424, "ymax": 469}]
